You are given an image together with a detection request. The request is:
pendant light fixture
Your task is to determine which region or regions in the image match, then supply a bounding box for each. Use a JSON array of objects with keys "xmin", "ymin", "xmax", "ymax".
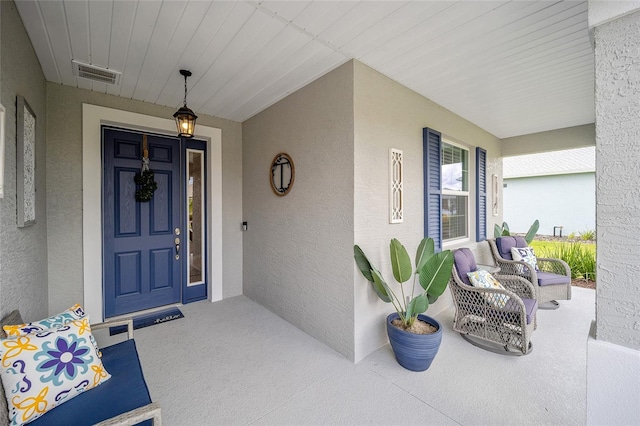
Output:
[{"xmin": 174, "ymin": 69, "xmax": 198, "ymax": 138}]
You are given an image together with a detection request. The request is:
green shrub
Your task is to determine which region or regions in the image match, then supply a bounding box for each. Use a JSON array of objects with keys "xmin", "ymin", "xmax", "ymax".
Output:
[
  {"xmin": 531, "ymin": 241, "xmax": 596, "ymax": 280},
  {"xmin": 567, "ymin": 232, "xmax": 576, "ymax": 240},
  {"xmin": 580, "ymin": 229, "xmax": 596, "ymax": 241}
]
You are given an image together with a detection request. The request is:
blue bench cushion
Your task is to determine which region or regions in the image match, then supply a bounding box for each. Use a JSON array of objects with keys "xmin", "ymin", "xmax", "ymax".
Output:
[
  {"xmin": 536, "ymin": 271, "xmax": 571, "ymax": 286},
  {"xmin": 30, "ymin": 339, "xmax": 152, "ymax": 426}
]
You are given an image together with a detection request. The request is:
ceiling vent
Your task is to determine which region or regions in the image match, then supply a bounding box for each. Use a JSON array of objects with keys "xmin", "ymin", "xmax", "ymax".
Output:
[{"xmin": 72, "ymin": 60, "xmax": 121, "ymax": 85}]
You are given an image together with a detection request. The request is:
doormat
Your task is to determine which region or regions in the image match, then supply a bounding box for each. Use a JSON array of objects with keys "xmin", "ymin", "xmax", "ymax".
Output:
[{"xmin": 109, "ymin": 307, "xmax": 184, "ymax": 335}]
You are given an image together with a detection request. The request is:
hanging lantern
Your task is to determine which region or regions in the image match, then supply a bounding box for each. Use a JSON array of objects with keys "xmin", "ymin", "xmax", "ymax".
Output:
[{"xmin": 174, "ymin": 69, "xmax": 197, "ymax": 138}]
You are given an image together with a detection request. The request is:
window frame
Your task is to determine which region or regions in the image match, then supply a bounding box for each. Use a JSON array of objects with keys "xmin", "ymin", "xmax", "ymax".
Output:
[{"xmin": 441, "ymin": 138, "xmax": 470, "ymax": 246}]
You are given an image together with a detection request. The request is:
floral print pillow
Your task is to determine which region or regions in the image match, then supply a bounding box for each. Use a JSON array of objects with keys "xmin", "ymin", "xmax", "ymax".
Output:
[
  {"xmin": 0, "ymin": 317, "xmax": 110, "ymax": 425},
  {"xmin": 2, "ymin": 304, "xmax": 85, "ymax": 337},
  {"xmin": 467, "ymin": 270, "xmax": 510, "ymax": 308},
  {"xmin": 3, "ymin": 304, "xmax": 101, "ymax": 358}
]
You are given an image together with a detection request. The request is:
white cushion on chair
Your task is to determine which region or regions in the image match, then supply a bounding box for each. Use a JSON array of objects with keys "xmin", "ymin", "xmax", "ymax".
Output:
[{"xmin": 511, "ymin": 246, "xmax": 539, "ymax": 272}]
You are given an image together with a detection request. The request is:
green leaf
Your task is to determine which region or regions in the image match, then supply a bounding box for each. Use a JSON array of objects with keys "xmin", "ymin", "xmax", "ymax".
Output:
[
  {"xmin": 502, "ymin": 222, "xmax": 511, "ymax": 235},
  {"xmin": 390, "ymin": 239, "xmax": 412, "ymax": 283},
  {"xmin": 494, "ymin": 223, "xmax": 502, "ymax": 238},
  {"xmin": 407, "ymin": 294, "xmax": 429, "ymax": 317},
  {"xmin": 525, "ymin": 219, "xmax": 540, "ymax": 244},
  {"xmin": 371, "ymin": 268, "xmax": 393, "ymax": 303},
  {"xmin": 427, "ymin": 293, "xmax": 439, "ymax": 305},
  {"xmin": 354, "ymin": 245, "xmax": 374, "ymax": 282},
  {"xmin": 419, "ymin": 250, "xmax": 454, "ymax": 298},
  {"xmin": 405, "ymin": 298, "xmax": 414, "ymax": 320},
  {"xmin": 415, "ymin": 238, "xmax": 434, "ymax": 272}
]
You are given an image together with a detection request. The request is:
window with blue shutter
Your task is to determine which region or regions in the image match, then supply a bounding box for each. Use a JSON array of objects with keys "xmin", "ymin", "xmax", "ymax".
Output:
[
  {"xmin": 423, "ymin": 128, "xmax": 442, "ymax": 251},
  {"xmin": 425, "ymin": 128, "xmax": 486, "ymax": 249},
  {"xmin": 476, "ymin": 147, "xmax": 487, "ymax": 241}
]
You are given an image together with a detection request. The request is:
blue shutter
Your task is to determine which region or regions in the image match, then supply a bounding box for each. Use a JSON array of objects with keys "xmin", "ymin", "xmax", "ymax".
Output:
[
  {"xmin": 423, "ymin": 128, "xmax": 442, "ymax": 251},
  {"xmin": 476, "ymin": 147, "xmax": 487, "ymax": 242}
]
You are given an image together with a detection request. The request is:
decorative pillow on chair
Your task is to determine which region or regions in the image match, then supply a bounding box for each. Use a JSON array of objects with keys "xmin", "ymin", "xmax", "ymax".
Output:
[
  {"xmin": 3, "ymin": 304, "xmax": 101, "ymax": 358},
  {"xmin": 467, "ymin": 270, "xmax": 510, "ymax": 308},
  {"xmin": 0, "ymin": 317, "xmax": 110, "ymax": 425},
  {"xmin": 2, "ymin": 304, "xmax": 85, "ymax": 337},
  {"xmin": 510, "ymin": 246, "xmax": 539, "ymax": 272}
]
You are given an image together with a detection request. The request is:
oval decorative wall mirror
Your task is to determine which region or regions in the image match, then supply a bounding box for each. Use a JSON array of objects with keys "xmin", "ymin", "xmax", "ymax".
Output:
[{"xmin": 270, "ymin": 152, "xmax": 295, "ymax": 196}]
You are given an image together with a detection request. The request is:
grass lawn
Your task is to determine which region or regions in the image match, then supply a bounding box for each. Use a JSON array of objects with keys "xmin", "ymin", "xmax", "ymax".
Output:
[
  {"xmin": 530, "ymin": 240, "xmax": 596, "ymax": 282},
  {"xmin": 530, "ymin": 240, "xmax": 596, "ymax": 255}
]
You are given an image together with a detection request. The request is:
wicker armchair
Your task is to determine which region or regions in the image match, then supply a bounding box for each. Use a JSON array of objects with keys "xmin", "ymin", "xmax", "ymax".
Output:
[
  {"xmin": 449, "ymin": 248, "xmax": 538, "ymax": 355},
  {"xmin": 488, "ymin": 236, "xmax": 571, "ymax": 309}
]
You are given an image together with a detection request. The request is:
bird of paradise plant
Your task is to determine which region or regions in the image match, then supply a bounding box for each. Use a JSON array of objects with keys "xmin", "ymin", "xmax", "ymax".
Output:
[{"xmin": 354, "ymin": 237, "xmax": 453, "ymax": 330}]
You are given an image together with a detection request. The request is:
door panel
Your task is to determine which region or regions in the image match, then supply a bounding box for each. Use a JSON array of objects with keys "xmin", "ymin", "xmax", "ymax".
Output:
[
  {"xmin": 115, "ymin": 252, "xmax": 141, "ymax": 295},
  {"xmin": 103, "ymin": 127, "xmax": 182, "ymax": 317},
  {"xmin": 150, "ymin": 248, "xmax": 173, "ymax": 289},
  {"xmin": 150, "ymin": 171, "xmax": 172, "ymax": 233},
  {"xmin": 114, "ymin": 168, "xmax": 140, "ymax": 236}
]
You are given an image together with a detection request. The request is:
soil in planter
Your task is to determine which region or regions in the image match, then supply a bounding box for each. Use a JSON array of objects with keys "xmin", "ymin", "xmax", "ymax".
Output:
[{"xmin": 392, "ymin": 318, "xmax": 437, "ymax": 334}]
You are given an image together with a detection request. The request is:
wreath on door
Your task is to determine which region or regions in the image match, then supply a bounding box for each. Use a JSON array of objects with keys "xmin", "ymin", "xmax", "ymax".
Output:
[{"xmin": 134, "ymin": 135, "xmax": 158, "ymax": 202}]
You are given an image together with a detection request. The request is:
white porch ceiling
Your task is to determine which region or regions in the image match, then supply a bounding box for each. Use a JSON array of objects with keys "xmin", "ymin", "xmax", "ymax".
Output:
[{"xmin": 15, "ymin": 0, "xmax": 594, "ymax": 139}]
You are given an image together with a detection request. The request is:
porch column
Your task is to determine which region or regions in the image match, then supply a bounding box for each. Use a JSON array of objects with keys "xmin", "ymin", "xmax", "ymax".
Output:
[{"xmin": 587, "ymin": 2, "xmax": 640, "ymax": 424}]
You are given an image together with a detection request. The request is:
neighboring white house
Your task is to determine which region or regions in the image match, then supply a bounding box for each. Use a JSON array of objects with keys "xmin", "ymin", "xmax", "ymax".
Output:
[{"xmin": 503, "ymin": 147, "xmax": 595, "ymax": 236}]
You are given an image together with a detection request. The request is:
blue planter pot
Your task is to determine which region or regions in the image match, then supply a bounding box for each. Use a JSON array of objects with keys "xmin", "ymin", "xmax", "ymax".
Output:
[{"xmin": 386, "ymin": 313, "xmax": 442, "ymax": 372}]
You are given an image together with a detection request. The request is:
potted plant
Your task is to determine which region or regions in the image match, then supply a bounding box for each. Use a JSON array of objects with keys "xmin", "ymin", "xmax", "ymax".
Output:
[{"xmin": 354, "ymin": 237, "xmax": 454, "ymax": 371}]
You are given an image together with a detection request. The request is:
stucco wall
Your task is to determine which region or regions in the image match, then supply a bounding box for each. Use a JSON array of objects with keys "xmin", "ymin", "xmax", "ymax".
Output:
[
  {"xmin": 504, "ymin": 173, "xmax": 595, "ymax": 236},
  {"xmin": 353, "ymin": 62, "xmax": 502, "ymax": 362},
  {"xmin": 593, "ymin": 9, "xmax": 640, "ymax": 350},
  {"xmin": 586, "ymin": 3, "xmax": 640, "ymax": 424},
  {"xmin": 501, "ymin": 124, "xmax": 595, "ymax": 157},
  {"xmin": 46, "ymin": 84, "xmax": 243, "ymax": 315},
  {"xmin": 242, "ymin": 62, "xmax": 355, "ymax": 360},
  {"xmin": 0, "ymin": 1, "xmax": 48, "ymax": 321}
]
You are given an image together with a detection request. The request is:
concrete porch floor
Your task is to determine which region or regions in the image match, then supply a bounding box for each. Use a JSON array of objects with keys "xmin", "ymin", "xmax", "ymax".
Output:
[{"xmin": 114, "ymin": 287, "xmax": 595, "ymax": 425}]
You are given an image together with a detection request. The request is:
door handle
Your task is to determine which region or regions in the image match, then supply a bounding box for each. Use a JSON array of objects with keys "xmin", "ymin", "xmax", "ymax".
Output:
[{"xmin": 175, "ymin": 237, "xmax": 180, "ymax": 260}]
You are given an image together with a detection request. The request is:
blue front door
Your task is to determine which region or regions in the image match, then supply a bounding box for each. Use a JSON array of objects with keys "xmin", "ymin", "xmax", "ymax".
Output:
[{"xmin": 103, "ymin": 127, "xmax": 182, "ymax": 317}]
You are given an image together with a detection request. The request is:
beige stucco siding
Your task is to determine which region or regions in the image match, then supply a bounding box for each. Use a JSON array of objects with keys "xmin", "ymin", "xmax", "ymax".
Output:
[
  {"xmin": 243, "ymin": 61, "xmax": 356, "ymax": 360},
  {"xmin": 0, "ymin": 1, "xmax": 48, "ymax": 321}
]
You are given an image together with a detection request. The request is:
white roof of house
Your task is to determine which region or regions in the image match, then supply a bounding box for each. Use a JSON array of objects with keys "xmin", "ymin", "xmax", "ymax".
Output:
[{"xmin": 503, "ymin": 147, "xmax": 595, "ymax": 179}]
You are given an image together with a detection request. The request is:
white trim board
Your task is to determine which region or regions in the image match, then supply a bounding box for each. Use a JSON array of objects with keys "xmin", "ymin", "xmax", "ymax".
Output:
[{"xmin": 82, "ymin": 104, "xmax": 223, "ymax": 320}]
